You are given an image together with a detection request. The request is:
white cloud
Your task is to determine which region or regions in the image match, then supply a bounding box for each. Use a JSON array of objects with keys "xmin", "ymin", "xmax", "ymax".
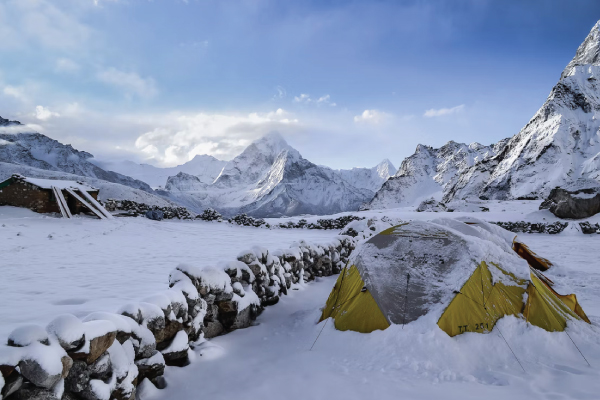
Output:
[
  {"xmin": 423, "ymin": 104, "xmax": 465, "ymax": 118},
  {"xmin": 55, "ymin": 58, "xmax": 80, "ymax": 73},
  {"xmin": 316, "ymin": 94, "xmax": 336, "ymax": 106},
  {"xmin": 293, "ymin": 93, "xmax": 336, "ymax": 106},
  {"xmin": 353, "ymin": 109, "xmax": 389, "ymax": 124},
  {"xmin": 97, "ymin": 68, "xmax": 158, "ymax": 99},
  {"xmin": 133, "ymin": 109, "xmax": 301, "ymax": 165},
  {"xmin": 294, "ymin": 93, "xmax": 310, "ymax": 103},
  {"xmin": 34, "ymin": 105, "xmax": 60, "ymax": 120},
  {"xmin": 3, "ymin": 85, "xmax": 28, "ymax": 102}
]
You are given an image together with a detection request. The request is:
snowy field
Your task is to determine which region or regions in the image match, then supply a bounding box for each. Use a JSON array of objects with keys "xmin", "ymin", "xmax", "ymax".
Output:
[
  {"xmin": 2, "ymin": 201, "xmax": 600, "ymax": 400},
  {"xmin": 150, "ymin": 233, "xmax": 600, "ymax": 400},
  {"xmin": 0, "ymin": 207, "xmax": 337, "ymax": 339}
]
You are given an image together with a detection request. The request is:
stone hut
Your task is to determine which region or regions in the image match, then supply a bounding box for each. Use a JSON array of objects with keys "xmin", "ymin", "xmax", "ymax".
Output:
[{"xmin": 0, "ymin": 175, "xmax": 110, "ymax": 219}]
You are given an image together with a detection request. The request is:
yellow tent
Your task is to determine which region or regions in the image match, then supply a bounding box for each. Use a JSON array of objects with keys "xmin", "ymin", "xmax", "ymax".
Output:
[{"xmin": 320, "ymin": 218, "xmax": 589, "ymax": 336}]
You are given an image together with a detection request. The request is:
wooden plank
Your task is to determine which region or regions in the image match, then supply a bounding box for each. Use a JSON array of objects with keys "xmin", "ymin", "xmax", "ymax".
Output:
[
  {"xmin": 65, "ymin": 188, "xmax": 105, "ymax": 220},
  {"xmin": 52, "ymin": 186, "xmax": 72, "ymax": 218},
  {"xmin": 52, "ymin": 187, "xmax": 68, "ymax": 218},
  {"xmin": 78, "ymin": 189, "xmax": 114, "ymax": 219}
]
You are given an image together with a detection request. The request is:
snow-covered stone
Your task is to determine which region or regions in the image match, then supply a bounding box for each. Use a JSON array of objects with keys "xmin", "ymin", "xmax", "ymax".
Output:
[
  {"xmin": 46, "ymin": 315, "xmax": 85, "ymax": 351},
  {"xmin": 8, "ymin": 324, "xmax": 50, "ymax": 347}
]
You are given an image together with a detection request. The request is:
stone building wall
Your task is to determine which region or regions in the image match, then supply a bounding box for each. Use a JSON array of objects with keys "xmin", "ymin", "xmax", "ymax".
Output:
[{"xmin": 0, "ymin": 179, "xmax": 99, "ymax": 216}]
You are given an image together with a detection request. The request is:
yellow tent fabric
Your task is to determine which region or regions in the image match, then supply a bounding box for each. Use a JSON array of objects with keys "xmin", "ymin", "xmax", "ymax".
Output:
[
  {"xmin": 319, "ymin": 265, "xmax": 390, "ymax": 333},
  {"xmin": 437, "ymin": 262, "xmax": 526, "ymax": 337}
]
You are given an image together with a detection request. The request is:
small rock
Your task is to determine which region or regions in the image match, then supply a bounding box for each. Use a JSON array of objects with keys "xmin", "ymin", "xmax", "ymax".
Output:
[{"xmin": 203, "ymin": 321, "xmax": 224, "ymax": 339}]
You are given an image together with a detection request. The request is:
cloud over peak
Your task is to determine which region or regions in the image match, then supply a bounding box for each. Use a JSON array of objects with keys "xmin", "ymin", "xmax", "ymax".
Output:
[
  {"xmin": 423, "ymin": 104, "xmax": 465, "ymax": 118},
  {"xmin": 353, "ymin": 109, "xmax": 389, "ymax": 124},
  {"xmin": 293, "ymin": 93, "xmax": 336, "ymax": 106}
]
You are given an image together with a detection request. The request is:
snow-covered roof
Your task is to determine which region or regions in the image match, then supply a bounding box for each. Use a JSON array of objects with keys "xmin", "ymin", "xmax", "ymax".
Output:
[{"xmin": 20, "ymin": 176, "xmax": 97, "ymax": 191}]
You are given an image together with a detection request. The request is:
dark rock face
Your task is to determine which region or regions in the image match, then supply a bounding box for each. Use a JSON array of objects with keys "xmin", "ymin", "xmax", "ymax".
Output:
[{"xmin": 540, "ymin": 187, "xmax": 600, "ymax": 219}]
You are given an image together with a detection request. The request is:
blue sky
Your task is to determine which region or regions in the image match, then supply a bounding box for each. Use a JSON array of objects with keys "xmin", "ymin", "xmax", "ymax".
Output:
[{"xmin": 1, "ymin": 0, "xmax": 600, "ymax": 169}]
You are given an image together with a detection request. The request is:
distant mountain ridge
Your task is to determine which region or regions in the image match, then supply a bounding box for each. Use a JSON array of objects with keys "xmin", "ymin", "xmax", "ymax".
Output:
[
  {"xmin": 0, "ymin": 117, "xmax": 153, "ymax": 192},
  {"xmin": 162, "ymin": 133, "xmax": 390, "ymax": 217},
  {"xmin": 92, "ymin": 155, "xmax": 227, "ymax": 189},
  {"xmin": 364, "ymin": 140, "xmax": 501, "ymax": 209}
]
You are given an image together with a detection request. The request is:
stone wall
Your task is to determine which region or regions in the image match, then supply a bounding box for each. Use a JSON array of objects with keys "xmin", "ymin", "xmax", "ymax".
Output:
[
  {"xmin": 0, "ymin": 235, "xmax": 355, "ymax": 400},
  {"xmin": 491, "ymin": 221, "xmax": 569, "ymax": 234}
]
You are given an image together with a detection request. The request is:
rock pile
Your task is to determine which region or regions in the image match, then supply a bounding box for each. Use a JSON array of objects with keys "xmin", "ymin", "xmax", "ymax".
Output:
[
  {"xmin": 196, "ymin": 208, "xmax": 223, "ymax": 222},
  {"xmin": 540, "ymin": 187, "xmax": 600, "ymax": 219},
  {"xmin": 102, "ymin": 199, "xmax": 194, "ymax": 220},
  {"xmin": 227, "ymin": 214, "xmax": 268, "ymax": 228},
  {"xmin": 278, "ymin": 215, "xmax": 364, "ymax": 230},
  {"xmin": 579, "ymin": 221, "xmax": 600, "ymax": 234},
  {"xmin": 0, "ymin": 236, "xmax": 356, "ymax": 400},
  {"xmin": 492, "ymin": 221, "xmax": 569, "ymax": 234},
  {"xmin": 416, "ymin": 198, "xmax": 448, "ymax": 212}
]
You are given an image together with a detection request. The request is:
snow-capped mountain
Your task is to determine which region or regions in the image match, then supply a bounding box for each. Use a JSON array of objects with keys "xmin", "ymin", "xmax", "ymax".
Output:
[
  {"xmin": 365, "ymin": 141, "xmax": 499, "ymax": 209},
  {"xmin": 92, "ymin": 155, "xmax": 227, "ymax": 189},
  {"xmin": 337, "ymin": 159, "xmax": 396, "ymax": 192},
  {"xmin": 212, "ymin": 133, "xmax": 293, "ymax": 188},
  {"xmin": 162, "ymin": 133, "xmax": 378, "ymax": 217},
  {"xmin": 444, "ymin": 21, "xmax": 600, "ymax": 202},
  {"xmin": 0, "ymin": 117, "xmax": 153, "ymax": 192}
]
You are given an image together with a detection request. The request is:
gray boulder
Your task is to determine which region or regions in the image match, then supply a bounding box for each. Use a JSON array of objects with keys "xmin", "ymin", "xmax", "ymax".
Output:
[
  {"xmin": 19, "ymin": 355, "xmax": 72, "ymax": 389},
  {"xmin": 540, "ymin": 187, "xmax": 600, "ymax": 219},
  {"xmin": 145, "ymin": 210, "xmax": 164, "ymax": 221}
]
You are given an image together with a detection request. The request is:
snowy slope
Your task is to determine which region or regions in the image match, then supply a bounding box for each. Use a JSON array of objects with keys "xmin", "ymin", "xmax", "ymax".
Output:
[
  {"xmin": 92, "ymin": 155, "xmax": 227, "ymax": 189},
  {"xmin": 0, "ymin": 117, "xmax": 153, "ymax": 192},
  {"xmin": 337, "ymin": 159, "xmax": 396, "ymax": 192},
  {"xmin": 366, "ymin": 141, "xmax": 499, "ymax": 209},
  {"xmin": 163, "ymin": 134, "xmax": 375, "ymax": 217},
  {"xmin": 445, "ymin": 21, "xmax": 600, "ymax": 201}
]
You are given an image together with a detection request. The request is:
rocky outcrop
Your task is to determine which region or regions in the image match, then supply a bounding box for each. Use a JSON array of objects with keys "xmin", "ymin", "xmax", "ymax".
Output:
[{"xmin": 540, "ymin": 187, "xmax": 600, "ymax": 219}]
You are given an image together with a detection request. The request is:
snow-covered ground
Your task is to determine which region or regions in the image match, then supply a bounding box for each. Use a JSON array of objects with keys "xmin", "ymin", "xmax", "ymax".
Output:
[
  {"xmin": 150, "ymin": 233, "xmax": 600, "ymax": 400},
  {"xmin": 0, "ymin": 207, "xmax": 337, "ymax": 339},
  {"xmin": 2, "ymin": 201, "xmax": 600, "ymax": 400}
]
